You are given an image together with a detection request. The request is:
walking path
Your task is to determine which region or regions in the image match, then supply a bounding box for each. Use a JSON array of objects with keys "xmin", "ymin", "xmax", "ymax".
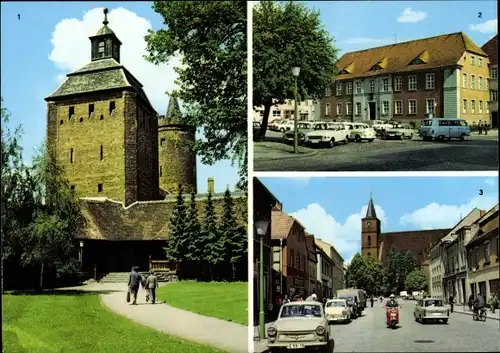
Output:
[
  {"xmin": 450, "ymin": 304, "xmax": 500, "ymax": 320},
  {"xmin": 60, "ymin": 283, "xmax": 248, "ymax": 353}
]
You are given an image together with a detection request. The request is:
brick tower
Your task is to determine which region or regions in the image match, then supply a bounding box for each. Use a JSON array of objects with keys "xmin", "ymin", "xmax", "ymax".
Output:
[
  {"xmin": 44, "ymin": 8, "xmax": 159, "ymax": 206},
  {"xmin": 158, "ymin": 96, "xmax": 197, "ymax": 195},
  {"xmin": 361, "ymin": 194, "xmax": 381, "ymax": 258}
]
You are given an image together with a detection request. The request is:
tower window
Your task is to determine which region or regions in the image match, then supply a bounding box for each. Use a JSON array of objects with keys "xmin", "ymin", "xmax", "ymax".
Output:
[
  {"xmin": 109, "ymin": 101, "xmax": 115, "ymax": 115},
  {"xmin": 159, "ymin": 166, "xmax": 162, "ymax": 176},
  {"xmin": 98, "ymin": 41, "xmax": 105, "ymax": 54},
  {"xmin": 69, "ymin": 106, "xmax": 75, "ymax": 120},
  {"xmin": 160, "ymin": 138, "xmax": 166, "ymax": 146},
  {"xmin": 89, "ymin": 104, "xmax": 94, "ymax": 117},
  {"xmin": 70, "ymin": 148, "xmax": 74, "ymax": 163},
  {"xmin": 71, "ymin": 185, "xmax": 75, "ymax": 191},
  {"xmin": 100, "ymin": 145, "xmax": 103, "ymax": 160},
  {"xmin": 97, "ymin": 184, "xmax": 103, "ymax": 193},
  {"xmin": 367, "ymin": 236, "xmax": 371, "ymax": 246}
]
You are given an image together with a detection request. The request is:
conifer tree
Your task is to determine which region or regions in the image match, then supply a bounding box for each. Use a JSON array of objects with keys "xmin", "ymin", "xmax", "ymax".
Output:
[
  {"xmin": 219, "ymin": 188, "xmax": 242, "ymax": 280},
  {"xmin": 164, "ymin": 184, "xmax": 187, "ymax": 264},
  {"xmin": 185, "ymin": 189, "xmax": 201, "ymax": 262},
  {"xmin": 202, "ymin": 191, "xmax": 223, "ymax": 280}
]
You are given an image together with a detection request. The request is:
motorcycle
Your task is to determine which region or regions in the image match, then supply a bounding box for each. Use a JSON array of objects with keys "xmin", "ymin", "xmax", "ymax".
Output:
[{"xmin": 386, "ymin": 307, "xmax": 399, "ymax": 328}]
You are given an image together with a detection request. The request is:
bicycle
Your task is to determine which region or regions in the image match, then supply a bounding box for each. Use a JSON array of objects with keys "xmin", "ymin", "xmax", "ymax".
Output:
[{"xmin": 472, "ymin": 308, "xmax": 487, "ymax": 322}]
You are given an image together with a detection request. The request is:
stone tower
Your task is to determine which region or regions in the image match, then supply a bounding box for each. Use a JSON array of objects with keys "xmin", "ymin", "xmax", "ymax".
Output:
[
  {"xmin": 158, "ymin": 96, "xmax": 197, "ymax": 195},
  {"xmin": 361, "ymin": 195, "xmax": 381, "ymax": 258},
  {"xmin": 44, "ymin": 8, "xmax": 159, "ymax": 206}
]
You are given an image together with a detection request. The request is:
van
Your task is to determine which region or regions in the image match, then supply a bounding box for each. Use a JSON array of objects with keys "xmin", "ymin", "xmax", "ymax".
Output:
[{"xmin": 419, "ymin": 117, "xmax": 471, "ymax": 141}]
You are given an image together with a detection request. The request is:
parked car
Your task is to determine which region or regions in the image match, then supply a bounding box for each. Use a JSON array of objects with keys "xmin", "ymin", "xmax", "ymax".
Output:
[
  {"xmin": 419, "ymin": 117, "xmax": 471, "ymax": 141},
  {"xmin": 383, "ymin": 123, "xmax": 415, "ymax": 140},
  {"xmin": 267, "ymin": 301, "xmax": 330, "ymax": 351},
  {"xmin": 304, "ymin": 122, "xmax": 349, "ymax": 148},
  {"xmin": 414, "ymin": 298, "xmax": 450, "ymax": 324},
  {"xmin": 283, "ymin": 121, "xmax": 318, "ymax": 144},
  {"xmin": 274, "ymin": 120, "xmax": 295, "ymax": 132},
  {"xmin": 325, "ymin": 299, "xmax": 351, "ymax": 324},
  {"xmin": 371, "ymin": 120, "xmax": 394, "ymax": 133},
  {"xmin": 268, "ymin": 119, "xmax": 284, "ymax": 131},
  {"xmin": 348, "ymin": 123, "xmax": 376, "ymax": 142}
]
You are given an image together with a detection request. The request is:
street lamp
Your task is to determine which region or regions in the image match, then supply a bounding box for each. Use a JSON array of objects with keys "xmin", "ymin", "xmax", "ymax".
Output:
[
  {"xmin": 292, "ymin": 66, "xmax": 301, "ymax": 154},
  {"xmin": 79, "ymin": 240, "xmax": 84, "ymax": 271},
  {"xmin": 255, "ymin": 220, "xmax": 270, "ymax": 340}
]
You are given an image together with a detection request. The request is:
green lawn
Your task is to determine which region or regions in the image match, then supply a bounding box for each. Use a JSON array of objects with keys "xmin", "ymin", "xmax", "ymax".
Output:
[
  {"xmin": 2, "ymin": 293, "xmax": 225, "ymax": 353},
  {"xmin": 157, "ymin": 281, "xmax": 248, "ymax": 325}
]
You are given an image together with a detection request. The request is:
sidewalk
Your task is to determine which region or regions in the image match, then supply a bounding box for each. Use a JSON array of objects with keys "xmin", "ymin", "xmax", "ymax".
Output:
[
  {"xmin": 254, "ymin": 141, "xmax": 318, "ymax": 161},
  {"xmin": 449, "ymin": 304, "xmax": 500, "ymax": 320},
  {"xmin": 71, "ymin": 283, "xmax": 248, "ymax": 353},
  {"xmin": 469, "ymin": 129, "xmax": 498, "ymax": 138}
]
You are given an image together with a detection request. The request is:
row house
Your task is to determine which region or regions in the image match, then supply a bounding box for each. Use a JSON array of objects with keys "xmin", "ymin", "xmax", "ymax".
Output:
[
  {"xmin": 429, "ymin": 242, "xmax": 445, "ymax": 300},
  {"xmin": 481, "ymin": 35, "xmax": 498, "ymax": 127},
  {"xmin": 271, "ymin": 207, "xmax": 309, "ymax": 300},
  {"xmin": 466, "ymin": 204, "xmax": 499, "ymax": 301},
  {"xmin": 305, "ymin": 234, "xmax": 319, "ymax": 297},
  {"xmin": 315, "ymin": 242, "xmax": 335, "ymax": 299},
  {"xmin": 253, "ymin": 98, "xmax": 321, "ymax": 122},
  {"xmin": 321, "ymin": 32, "xmax": 490, "ymax": 126},
  {"xmin": 253, "ymin": 177, "xmax": 280, "ymax": 319},
  {"xmin": 316, "ymin": 238, "xmax": 345, "ymax": 294}
]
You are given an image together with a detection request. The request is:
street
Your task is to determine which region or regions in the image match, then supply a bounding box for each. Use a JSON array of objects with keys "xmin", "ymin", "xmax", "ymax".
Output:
[
  {"xmin": 253, "ymin": 131, "xmax": 498, "ymax": 172},
  {"xmin": 255, "ymin": 301, "xmax": 500, "ymax": 352}
]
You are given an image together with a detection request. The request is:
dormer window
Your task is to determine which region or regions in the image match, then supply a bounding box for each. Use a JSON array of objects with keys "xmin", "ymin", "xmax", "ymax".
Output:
[
  {"xmin": 411, "ymin": 58, "xmax": 423, "ymax": 65},
  {"xmin": 371, "ymin": 64, "xmax": 382, "ymax": 71}
]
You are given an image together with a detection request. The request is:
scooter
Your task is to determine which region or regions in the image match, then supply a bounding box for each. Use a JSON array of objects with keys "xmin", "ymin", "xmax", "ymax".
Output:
[{"xmin": 386, "ymin": 307, "xmax": 399, "ymax": 328}]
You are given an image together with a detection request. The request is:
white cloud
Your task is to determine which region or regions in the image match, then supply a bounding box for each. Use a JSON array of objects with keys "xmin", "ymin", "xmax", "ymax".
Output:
[
  {"xmin": 289, "ymin": 177, "xmax": 310, "ymax": 186},
  {"xmin": 397, "ymin": 8, "xmax": 427, "ymax": 23},
  {"xmin": 49, "ymin": 7, "xmax": 182, "ymax": 113},
  {"xmin": 484, "ymin": 178, "xmax": 496, "ymax": 186},
  {"xmin": 289, "ymin": 203, "xmax": 387, "ymax": 264},
  {"xmin": 469, "ymin": 19, "xmax": 498, "ymax": 34},
  {"xmin": 399, "ymin": 193, "xmax": 498, "ymax": 230}
]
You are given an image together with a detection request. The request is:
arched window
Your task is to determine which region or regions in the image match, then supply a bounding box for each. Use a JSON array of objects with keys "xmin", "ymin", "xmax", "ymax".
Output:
[
  {"xmin": 160, "ymin": 138, "xmax": 166, "ymax": 146},
  {"xmin": 367, "ymin": 235, "xmax": 371, "ymax": 246}
]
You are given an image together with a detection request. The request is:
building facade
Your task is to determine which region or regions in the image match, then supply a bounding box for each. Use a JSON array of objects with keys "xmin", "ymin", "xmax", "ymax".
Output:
[
  {"xmin": 321, "ymin": 32, "xmax": 490, "ymax": 126},
  {"xmin": 315, "ymin": 243, "xmax": 334, "ymax": 299},
  {"xmin": 305, "ymin": 234, "xmax": 318, "ymax": 297},
  {"xmin": 429, "ymin": 243, "xmax": 446, "ymax": 299},
  {"xmin": 254, "ymin": 98, "xmax": 321, "ymax": 122},
  {"xmin": 481, "ymin": 35, "xmax": 498, "ymax": 127},
  {"xmin": 466, "ymin": 204, "xmax": 499, "ymax": 301}
]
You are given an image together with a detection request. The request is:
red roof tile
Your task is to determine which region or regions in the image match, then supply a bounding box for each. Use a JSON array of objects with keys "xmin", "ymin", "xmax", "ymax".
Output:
[{"xmin": 481, "ymin": 35, "xmax": 498, "ymax": 65}]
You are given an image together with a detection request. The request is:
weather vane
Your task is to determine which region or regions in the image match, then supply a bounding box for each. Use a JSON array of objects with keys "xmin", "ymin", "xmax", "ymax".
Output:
[{"xmin": 103, "ymin": 8, "xmax": 109, "ymax": 26}]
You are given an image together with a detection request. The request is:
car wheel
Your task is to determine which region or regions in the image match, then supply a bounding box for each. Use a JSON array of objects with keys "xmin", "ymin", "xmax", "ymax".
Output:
[
  {"xmin": 280, "ymin": 128, "xmax": 285, "ymax": 133},
  {"xmin": 329, "ymin": 138, "xmax": 335, "ymax": 148},
  {"xmin": 460, "ymin": 133, "xmax": 465, "ymax": 140},
  {"xmin": 355, "ymin": 135, "xmax": 361, "ymax": 142},
  {"xmin": 399, "ymin": 134, "xmax": 404, "ymax": 140},
  {"xmin": 344, "ymin": 136, "xmax": 348, "ymax": 144},
  {"xmin": 408, "ymin": 133, "xmax": 413, "ymax": 140},
  {"xmin": 442, "ymin": 319, "xmax": 448, "ymax": 324},
  {"xmin": 368, "ymin": 139, "xmax": 374, "ymax": 142}
]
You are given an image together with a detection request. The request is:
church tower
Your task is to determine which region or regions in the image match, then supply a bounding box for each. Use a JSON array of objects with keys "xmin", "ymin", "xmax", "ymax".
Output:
[
  {"xmin": 45, "ymin": 8, "xmax": 159, "ymax": 206},
  {"xmin": 361, "ymin": 195, "xmax": 381, "ymax": 258},
  {"xmin": 158, "ymin": 96, "xmax": 197, "ymax": 195}
]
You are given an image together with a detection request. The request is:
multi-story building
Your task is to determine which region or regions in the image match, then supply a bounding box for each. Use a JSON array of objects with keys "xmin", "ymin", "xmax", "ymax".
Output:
[
  {"xmin": 315, "ymin": 242, "xmax": 334, "ymax": 299},
  {"xmin": 466, "ymin": 204, "xmax": 499, "ymax": 300},
  {"xmin": 321, "ymin": 32, "xmax": 490, "ymax": 126},
  {"xmin": 271, "ymin": 208, "xmax": 309, "ymax": 299},
  {"xmin": 315, "ymin": 238, "xmax": 345, "ymax": 294},
  {"xmin": 481, "ymin": 35, "xmax": 498, "ymax": 127},
  {"xmin": 305, "ymin": 234, "xmax": 318, "ymax": 297},
  {"xmin": 253, "ymin": 98, "xmax": 321, "ymax": 122},
  {"xmin": 436, "ymin": 208, "xmax": 485, "ymax": 303},
  {"xmin": 429, "ymin": 242, "xmax": 446, "ymax": 299}
]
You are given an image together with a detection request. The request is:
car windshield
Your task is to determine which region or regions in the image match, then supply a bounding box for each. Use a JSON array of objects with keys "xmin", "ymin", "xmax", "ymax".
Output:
[
  {"xmin": 297, "ymin": 123, "xmax": 310, "ymax": 129},
  {"xmin": 326, "ymin": 301, "xmax": 345, "ymax": 308},
  {"xmin": 424, "ymin": 300, "xmax": 443, "ymax": 307},
  {"xmin": 313, "ymin": 123, "xmax": 328, "ymax": 130},
  {"xmin": 280, "ymin": 304, "xmax": 323, "ymax": 318},
  {"xmin": 354, "ymin": 125, "xmax": 366, "ymax": 129}
]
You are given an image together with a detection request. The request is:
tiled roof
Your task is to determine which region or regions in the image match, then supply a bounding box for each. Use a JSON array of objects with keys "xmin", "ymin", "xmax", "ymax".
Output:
[
  {"xmin": 335, "ymin": 32, "xmax": 486, "ymax": 80},
  {"xmin": 76, "ymin": 194, "xmax": 246, "ymax": 241},
  {"xmin": 271, "ymin": 210, "xmax": 295, "ymax": 239},
  {"xmin": 379, "ymin": 228, "xmax": 452, "ymax": 267},
  {"xmin": 481, "ymin": 35, "xmax": 498, "ymax": 66}
]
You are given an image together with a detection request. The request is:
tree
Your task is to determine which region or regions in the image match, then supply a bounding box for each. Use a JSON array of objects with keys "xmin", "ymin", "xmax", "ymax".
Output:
[
  {"xmin": 164, "ymin": 184, "xmax": 187, "ymax": 265},
  {"xmin": 253, "ymin": 1, "xmax": 339, "ymax": 138},
  {"xmin": 346, "ymin": 253, "xmax": 384, "ymax": 295},
  {"xmin": 184, "ymin": 189, "xmax": 201, "ymax": 262},
  {"xmin": 145, "ymin": 1, "xmax": 247, "ymax": 190},
  {"xmin": 405, "ymin": 269, "xmax": 428, "ymax": 292},
  {"xmin": 201, "ymin": 191, "xmax": 223, "ymax": 280},
  {"xmin": 386, "ymin": 249, "xmax": 417, "ymax": 294}
]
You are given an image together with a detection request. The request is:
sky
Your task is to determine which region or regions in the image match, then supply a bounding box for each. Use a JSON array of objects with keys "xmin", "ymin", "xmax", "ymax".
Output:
[
  {"xmin": 305, "ymin": 1, "xmax": 498, "ymax": 55},
  {"xmin": 259, "ymin": 176, "xmax": 499, "ymax": 264},
  {"xmin": 0, "ymin": 2, "xmax": 239, "ymax": 193}
]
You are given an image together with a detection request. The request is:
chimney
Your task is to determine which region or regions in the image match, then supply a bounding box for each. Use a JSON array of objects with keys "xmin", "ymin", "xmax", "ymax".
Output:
[{"xmin": 207, "ymin": 177, "xmax": 214, "ymax": 194}]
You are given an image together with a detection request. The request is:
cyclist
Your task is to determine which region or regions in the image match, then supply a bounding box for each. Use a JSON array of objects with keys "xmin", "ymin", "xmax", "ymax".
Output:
[{"xmin": 473, "ymin": 292, "xmax": 485, "ymax": 317}]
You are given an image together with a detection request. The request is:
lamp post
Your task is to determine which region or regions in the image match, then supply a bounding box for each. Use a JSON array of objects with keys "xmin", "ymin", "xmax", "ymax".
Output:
[
  {"xmin": 79, "ymin": 240, "xmax": 84, "ymax": 271},
  {"xmin": 292, "ymin": 66, "xmax": 301, "ymax": 153},
  {"xmin": 255, "ymin": 220, "xmax": 270, "ymax": 340},
  {"xmin": 280, "ymin": 238, "xmax": 283, "ymax": 298}
]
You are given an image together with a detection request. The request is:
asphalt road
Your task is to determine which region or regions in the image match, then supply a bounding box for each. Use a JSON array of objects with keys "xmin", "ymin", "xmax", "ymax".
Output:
[
  {"xmin": 254, "ymin": 132, "xmax": 498, "ymax": 172},
  {"xmin": 323, "ymin": 301, "xmax": 500, "ymax": 352}
]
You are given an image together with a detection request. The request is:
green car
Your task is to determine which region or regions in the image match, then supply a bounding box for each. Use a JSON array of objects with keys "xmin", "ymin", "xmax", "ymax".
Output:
[{"xmin": 283, "ymin": 122, "xmax": 324, "ymax": 144}]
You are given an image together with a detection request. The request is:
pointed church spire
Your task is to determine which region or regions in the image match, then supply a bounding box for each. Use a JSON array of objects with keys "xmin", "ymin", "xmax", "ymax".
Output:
[
  {"xmin": 366, "ymin": 194, "xmax": 377, "ymax": 218},
  {"xmin": 165, "ymin": 95, "xmax": 185, "ymax": 124}
]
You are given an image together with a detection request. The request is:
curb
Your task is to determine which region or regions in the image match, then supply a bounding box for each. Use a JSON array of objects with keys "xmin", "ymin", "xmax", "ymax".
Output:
[
  {"xmin": 254, "ymin": 146, "xmax": 320, "ymax": 161},
  {"xmin": 452, "ymin": 310, "xmax": 500, "ymax": 321}
]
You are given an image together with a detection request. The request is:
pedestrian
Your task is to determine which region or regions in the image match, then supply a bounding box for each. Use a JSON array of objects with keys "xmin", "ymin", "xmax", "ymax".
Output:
[
  {"xmin": 283, "ymin": 295, "xmax": 290, "ymax": 304},
  {"xmin": 478, "ymin": 121, "xmax": 483, "ymax": 135},
  {"xmin": 484, "ymin": 124, "xmax": 489, "ymax": 135},
  {"xmin": 128, "ymin": 266, "xmax": 143, "ymax": 305},
  {"xmin": 370, "ymin": 296, "xmax": 374, "ymax": 307},
  {"xmin": 449, "ymin": 294, "xmax": 454, "ymax": 313},
  {"xmin": 490, "ymin": 293, "xmax": 498, "ymax": 314},
  {"xmin": 468, "ymin": 294, "xmax": 474, "ymax": 311},
  {"xmin": 145, "ymin": 270, "xmax": 159, "ymax": 304},
  {"xmin": 305, "ymin": 291, "xmax": 317, "ymax": 302}
]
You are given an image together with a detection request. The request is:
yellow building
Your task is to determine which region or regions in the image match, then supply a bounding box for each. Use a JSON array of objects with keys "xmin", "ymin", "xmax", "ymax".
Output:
[{"xmin": 458, "ymin": 49, "xmax": 490, "ymax": 125}]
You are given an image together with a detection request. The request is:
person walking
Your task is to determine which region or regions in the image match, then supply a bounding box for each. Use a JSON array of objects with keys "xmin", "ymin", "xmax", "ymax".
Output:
[
  {"xmin": 145, "ymin": 270, "xmax": 159, "ymax": 304},
  {"xmin": 370, "ymin": 296, "xmax": 374, "ymax": 307},
  {"xmin": 490, "ymin": 293, "xmax": 498, "ymax": 314},
  {"xmin": 478, "ymin": 121, "xmax": 483, "ymax": 135},
  {"xmin": 468, "ymin": 294, "xmax": 474, "ymax": 311},
  {"xmin": 449, "ymin": 294, "xmax": 454, "ymax": 313},
  {"xmin": 128, "ymin": 266, "xmax": 143, "ymax": 305}
]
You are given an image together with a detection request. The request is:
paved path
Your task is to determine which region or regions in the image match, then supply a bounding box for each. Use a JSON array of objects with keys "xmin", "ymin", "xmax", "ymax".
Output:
[{"xmin": 60, "ymin": 283, "xmax": 248, "ymax": 353}]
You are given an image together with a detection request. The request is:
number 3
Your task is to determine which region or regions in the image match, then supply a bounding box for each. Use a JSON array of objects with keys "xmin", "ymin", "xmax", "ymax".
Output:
[{"xmin": 479, "ymin": 189, "xmax": 483, "ymax": 195}]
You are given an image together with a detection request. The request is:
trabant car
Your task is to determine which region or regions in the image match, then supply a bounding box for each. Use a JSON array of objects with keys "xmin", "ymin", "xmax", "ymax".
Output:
[
  {"xmin": 349, "ymin": 123, "xmax": 376, "ymax": 142},
  {"xmin": 304, "ymin": 122, "xmax": 349, "ymax": 148},
  {"xmin": 413, "ymin": 298, "xmax": 450, "ymax": 324},
  {"xmin": 325, "ymin": 299, "xmax": 351, "ymax": 324},
  {"xmin": 267, "ymin": 301, "xmax": 329, "ymax": 352},
  {"xmin": 283, "ymin": 121, "xmax": 325, "ymax": 144},
  {"xmin": 383, "ymin": 123, "xmax": 415, "ymax": 140},
  {"xmin": 274, "ymin": 120, "xmax": 295, "ymax": 132},
  {"xmin": 371, "ymin": 120, "xmax": 394, "ymax": 133}
]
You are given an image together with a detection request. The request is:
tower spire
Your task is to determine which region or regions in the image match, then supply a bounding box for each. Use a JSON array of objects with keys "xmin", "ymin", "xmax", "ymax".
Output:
[
  {"xmin": 366, "ymin": 194, "xmax": 377, "ymax": 218},
  {"xmin": 103, "ymin": 8, "xmax": 109, "ymax": 26}
]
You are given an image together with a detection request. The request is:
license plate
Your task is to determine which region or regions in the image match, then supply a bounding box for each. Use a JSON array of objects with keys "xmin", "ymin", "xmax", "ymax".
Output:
[
  {"xmin": 287, "ymin": 343, "xmax": 306, "ymax": 349},
  {"xmin": 432, "ymin": 312, "xmax": 442, "ymax": 316},
  {"xmin": 309, "ymin": 140, "xmax": 320, "ymax": 143}
]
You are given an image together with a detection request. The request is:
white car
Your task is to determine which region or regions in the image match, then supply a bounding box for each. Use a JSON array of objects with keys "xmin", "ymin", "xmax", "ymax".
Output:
[
  {"xmin": 348, "ymin": 123, "xmax": 376, "ymax": 142},
  {"xmin": 325, "ymin": 299, "xmax": 351, "ymax": 324},
  {"xmin": 267, "ymin": 301, "xmax": 329, "ymax": 351},
  {"xmin": 274, "ymin": 120, "xmax": 295, "ymax": 132},
  {"xmin": 371, "ymin": 120, "xmax": 394, "ymax": 132},
  {"xmin": 383, "ymin": 123, "xmax": 415, "ymax": 140},
  {"xmin": 304, "ymin": 122, "xmax": 349, "ymax": 148},
  {"xmin": 414, "ymin": 298, "xmax": 450, "ymax": 324}
]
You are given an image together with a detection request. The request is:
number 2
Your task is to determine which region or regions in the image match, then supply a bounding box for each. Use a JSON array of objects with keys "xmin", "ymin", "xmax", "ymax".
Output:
[{"xmin": 478, "ymin": 12, "xmax": 482, "ymax": 18}]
